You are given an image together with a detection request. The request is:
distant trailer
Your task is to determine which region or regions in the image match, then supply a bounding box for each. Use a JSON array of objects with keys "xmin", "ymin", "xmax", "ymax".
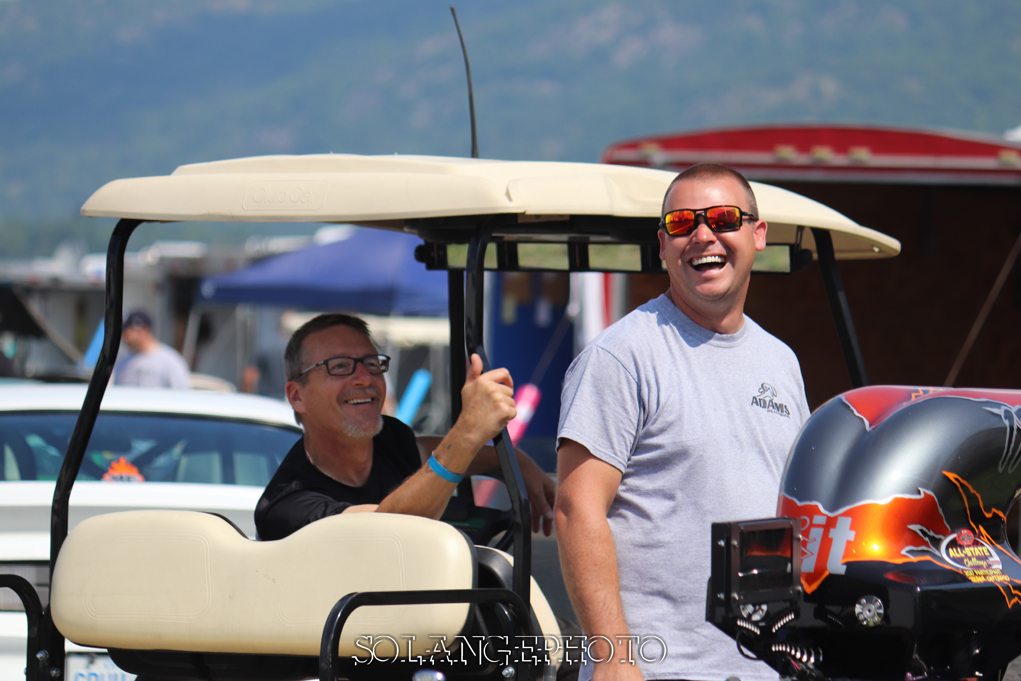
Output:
[
  {"xmin": 600, "ymin": 123, "xmax": 1021, "ymax": 407},
  {"xmin": 601, "ymin": 123, "xmax": 1021, "ymax": 186}
]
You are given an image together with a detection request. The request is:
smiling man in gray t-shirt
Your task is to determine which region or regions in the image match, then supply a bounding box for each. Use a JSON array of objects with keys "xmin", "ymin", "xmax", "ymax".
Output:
[{"xmin": 555, "ymin": 163, "xmax": 810, "ymax": 681}]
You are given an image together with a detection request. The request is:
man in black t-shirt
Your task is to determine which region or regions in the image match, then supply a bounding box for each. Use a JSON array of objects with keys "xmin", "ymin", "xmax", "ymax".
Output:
[{"xmin": 255, "ymin": 313, "xmax": 555, "ymax": 541}]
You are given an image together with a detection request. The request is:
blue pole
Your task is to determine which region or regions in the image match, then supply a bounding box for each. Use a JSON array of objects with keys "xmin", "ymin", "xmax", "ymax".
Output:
[
  {"xmin": 395, "ymin": 369, "xmax": 432, "ymax": 425},
  {"xmin": 82, "ymin": 319, "xmax": 105, "ymax": 370}
]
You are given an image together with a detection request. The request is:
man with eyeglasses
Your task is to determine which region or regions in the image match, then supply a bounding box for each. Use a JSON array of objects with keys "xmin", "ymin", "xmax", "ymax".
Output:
[
  {"xmin": 555, "ymin": 163, "xmax": 810, "ymax": 681},
  {"xmin": 255, "ymin": 312, "xmax": 556, "ymax": 542}
]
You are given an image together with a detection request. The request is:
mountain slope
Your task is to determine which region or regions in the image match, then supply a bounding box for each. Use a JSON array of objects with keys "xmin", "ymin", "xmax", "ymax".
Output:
[{"xmin": 2, "ymin": 0, "xmax": 1020, "ymax": 251}]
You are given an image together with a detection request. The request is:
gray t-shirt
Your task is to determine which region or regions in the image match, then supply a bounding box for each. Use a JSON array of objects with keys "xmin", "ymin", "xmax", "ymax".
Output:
[
  {"xmin": 558, "ymin": 294, "xmax": 810, "ymax": 681},
  {"xmin": 113, "ymin": 343, "xmax": 191, "ymax": 389}
]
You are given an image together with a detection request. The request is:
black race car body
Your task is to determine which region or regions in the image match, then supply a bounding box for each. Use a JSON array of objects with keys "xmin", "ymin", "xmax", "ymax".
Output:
[{"xmin": 710, "ymin": 386, "xmax": 1021, "ymax": 680}]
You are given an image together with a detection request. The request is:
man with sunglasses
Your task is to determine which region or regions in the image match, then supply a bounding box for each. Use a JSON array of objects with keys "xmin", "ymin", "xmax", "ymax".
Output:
[
  {"xmin": 255, "ymin": 312, "xmax": 556, "ymax": 542},
  {"xmin": 556, "ymin": 163, "xmax": 810, "ymax": 681}
]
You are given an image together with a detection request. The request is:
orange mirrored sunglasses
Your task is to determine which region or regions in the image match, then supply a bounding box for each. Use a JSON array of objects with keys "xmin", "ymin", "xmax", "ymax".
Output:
[{"xmin": 660, "ymin": 205, "xmax": 757, "ymax": 237}]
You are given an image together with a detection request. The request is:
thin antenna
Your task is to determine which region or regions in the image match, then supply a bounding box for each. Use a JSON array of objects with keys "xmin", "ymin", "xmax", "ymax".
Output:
[{"xmin": 450, "ymin": 6, "xmax": 478, "ymax": 158}]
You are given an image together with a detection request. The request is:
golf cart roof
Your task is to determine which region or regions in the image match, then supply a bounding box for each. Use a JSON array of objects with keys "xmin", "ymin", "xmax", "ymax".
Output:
[{"xmin": 81, "ymin": 154, "xmax": 900, "ymax": 261}]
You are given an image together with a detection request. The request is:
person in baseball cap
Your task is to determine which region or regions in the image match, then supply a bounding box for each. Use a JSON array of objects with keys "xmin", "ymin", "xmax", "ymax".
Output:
[{"xmin": 113, "ymin": 309, "xmax": 191, "ymax": 389}]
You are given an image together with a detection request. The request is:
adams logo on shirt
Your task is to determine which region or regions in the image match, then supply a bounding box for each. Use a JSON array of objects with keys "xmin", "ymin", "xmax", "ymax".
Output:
[{"xmin": 750, "ymin": 383, "xmax": 791, "ymax": 418}]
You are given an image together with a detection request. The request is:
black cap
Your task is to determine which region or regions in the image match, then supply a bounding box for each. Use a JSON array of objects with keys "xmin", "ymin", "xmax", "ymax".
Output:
[{"xmin": 124, "ymin": 310, "xmax": 153, "ymax": 330}]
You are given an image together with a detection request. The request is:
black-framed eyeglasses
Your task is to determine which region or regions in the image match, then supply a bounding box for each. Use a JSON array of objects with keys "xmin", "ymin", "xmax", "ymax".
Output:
[
  {"xmin": 660, "ymin": 205, "xmax": 758, "ymax": 237},
  {"xmin": 298, "ymin": 354, "xmax": 391, "ymax": 377}
]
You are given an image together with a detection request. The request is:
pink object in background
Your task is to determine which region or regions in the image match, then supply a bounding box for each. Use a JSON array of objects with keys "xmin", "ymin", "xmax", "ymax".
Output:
[
  {"xmin": 472, "ymin": 478, "xmax": 501, "ymax": 508},
  {"xmin": 507, "ymin": 383, "xmax": 542, "ymax": 446},
  {"xmin": 475, "ymin": 383, "xmax": 543, "ymax": 507}
]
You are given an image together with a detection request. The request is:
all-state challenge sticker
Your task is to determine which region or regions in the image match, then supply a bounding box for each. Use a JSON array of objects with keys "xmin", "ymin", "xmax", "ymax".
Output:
[{"xmin": 940, "ymin": 528, "xmax": 1009, "ymax": 584}]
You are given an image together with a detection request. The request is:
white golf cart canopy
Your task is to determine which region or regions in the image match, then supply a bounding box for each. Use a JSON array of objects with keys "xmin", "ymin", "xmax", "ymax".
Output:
[
  {"xmin": 80, "ymin": 152, "xmax": 898, "ymax": 442},
  {"xmin": 82, "ymin": 154, "xmax": 900, "ymax": 261}
]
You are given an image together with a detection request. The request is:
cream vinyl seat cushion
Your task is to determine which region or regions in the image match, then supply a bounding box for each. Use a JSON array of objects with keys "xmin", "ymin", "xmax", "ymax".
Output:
[{"xmin": 52, "ymin": 510, "xmax": 476, "ymax": 658}]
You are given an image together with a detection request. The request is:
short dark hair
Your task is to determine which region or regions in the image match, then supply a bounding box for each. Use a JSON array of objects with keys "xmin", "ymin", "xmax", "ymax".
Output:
[
  {"xmin": 284, "ymin": 313, "xmax": 374, "ymax": 384},
  {"xmin": 661, "ymin": 162, "xmax": 759, "ymax": 218},
  {"xmin": 124, "ymin": 309, "xmax": 153, "ymax": 330}
]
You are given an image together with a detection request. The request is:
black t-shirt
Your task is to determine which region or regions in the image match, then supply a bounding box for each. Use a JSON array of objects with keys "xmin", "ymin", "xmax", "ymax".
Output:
[{"xmin": 255, "ymin": 416, "xmax": 421, "ymax": 540}]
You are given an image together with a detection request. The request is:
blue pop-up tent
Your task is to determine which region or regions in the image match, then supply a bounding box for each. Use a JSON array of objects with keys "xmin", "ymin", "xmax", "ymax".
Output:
[{"xmin": 197, "ymin": 228, "xmax": 448, "ymax": 316}]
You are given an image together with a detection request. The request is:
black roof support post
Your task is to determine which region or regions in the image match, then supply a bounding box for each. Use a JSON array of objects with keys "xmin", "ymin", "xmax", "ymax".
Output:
[
  {"xmin": 44, "ymin": 218, "xmax": 142, "ymax": 680},
  {"xmin": 1, "ymin": 574, "xmax": 42, "ymax": 681},
  {"xmin": 811, "ymin": 227, "xmax": 869, "ymax": 388},
  {"xmin": 465, "ymin": 220, "xmax": 532, "ymax": 607},
  {"xmin": 447, "ymin": 268, "xmax": 476, "ymax": 502},
  {"xmin": 448, "ymin": 269, "xmax": 466, "ymax": 424}
]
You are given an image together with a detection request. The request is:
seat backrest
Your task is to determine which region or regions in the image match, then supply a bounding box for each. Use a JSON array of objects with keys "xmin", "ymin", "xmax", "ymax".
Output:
[{"xmin": 52, "ymin": 510, "xmax": 476, "ymax": 658}]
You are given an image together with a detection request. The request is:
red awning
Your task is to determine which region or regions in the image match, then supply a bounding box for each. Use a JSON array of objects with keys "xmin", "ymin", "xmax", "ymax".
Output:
[{"xmin": 602, "ymin": 124, "xmax": 1021, "ymax": 185}]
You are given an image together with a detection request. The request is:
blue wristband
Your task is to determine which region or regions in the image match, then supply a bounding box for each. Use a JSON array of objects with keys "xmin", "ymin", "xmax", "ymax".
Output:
[{"xmin": 428, "ymin": 453, "xmax": 464, "ymax": 484}]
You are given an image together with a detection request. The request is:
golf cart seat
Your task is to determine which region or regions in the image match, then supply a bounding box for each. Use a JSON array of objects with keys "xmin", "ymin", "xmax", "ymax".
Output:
[{"xmin": 51, "ymin": 510, "xmax": 561, "ymax": 680}]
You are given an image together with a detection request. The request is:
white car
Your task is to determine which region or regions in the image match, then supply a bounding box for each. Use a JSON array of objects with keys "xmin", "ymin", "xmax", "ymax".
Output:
[{"xmin": 0, "ymin": 385, "xmax": 301, "ymax": 680}]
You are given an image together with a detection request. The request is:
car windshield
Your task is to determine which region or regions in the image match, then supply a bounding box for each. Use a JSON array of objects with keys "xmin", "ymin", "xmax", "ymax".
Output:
[{"xmin": 0, "ymin": 413, "xmax": 299, "ymax": 486}]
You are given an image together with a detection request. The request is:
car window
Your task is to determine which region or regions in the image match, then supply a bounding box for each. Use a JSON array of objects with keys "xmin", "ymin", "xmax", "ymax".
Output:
[{"xmin": 0, "ymin": 413, "xmax": 300, "ymax": 486}]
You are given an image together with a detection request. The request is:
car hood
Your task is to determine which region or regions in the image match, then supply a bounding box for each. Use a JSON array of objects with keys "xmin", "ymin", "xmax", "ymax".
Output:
[{"xmin": 0, "ymin": 481, "xmax": 263, "ymax": 560}]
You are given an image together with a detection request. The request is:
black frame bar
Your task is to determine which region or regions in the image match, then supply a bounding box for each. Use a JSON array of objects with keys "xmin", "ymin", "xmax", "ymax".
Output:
[
  {"xmin": 448, "ymin": 269, "xmax": 466, "ymax": 422},
  {"xmin": 319, "ymin": 588, "xmax": 538, "ymax": 681},
  {"xmin": 42, "ymin": 217, "xmax": 142, "ymax": 678},
  {"xmin": 0, "ymin": 575, "xmax": 44, "ymax": 681},
  {"xmin": 465, "ymin": 221, "xmax": 532, "ymax": 605},
  {"xmin": 811, "ymin": 228, "xmax": 869, "ymax": 388}
]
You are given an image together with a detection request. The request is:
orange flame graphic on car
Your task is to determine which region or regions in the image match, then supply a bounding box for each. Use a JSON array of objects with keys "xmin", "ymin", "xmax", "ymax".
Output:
[
  {"xmin": 782, "ymin": 473, "xmax": 1021, "ymax": 606},
  {"xmin": 944, "ymin": 472, "xmax": 1021, "ymax": 607}
]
